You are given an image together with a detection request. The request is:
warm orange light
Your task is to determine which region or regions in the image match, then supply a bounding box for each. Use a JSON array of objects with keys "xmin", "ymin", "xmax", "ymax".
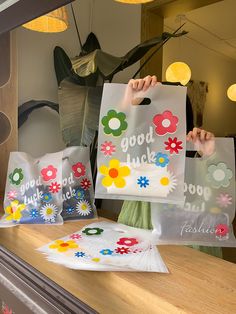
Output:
[
  {"xmin": 227, "ymin": 84, "xmax": 236, "ymax": 101},
  {"xmin": 165, "ymin": 62, "xmax": 191, "ymax": 86},
  {"xmin": 22, "ymin": 7, "xmax": 68, "ymax": 33}
]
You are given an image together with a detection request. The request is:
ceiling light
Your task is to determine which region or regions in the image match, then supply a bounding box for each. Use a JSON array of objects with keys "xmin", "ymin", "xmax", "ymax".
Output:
[
  {"xmin": 165, "ymin": 62, "xmax": 191, "ymax": 86},
  {"xmin": 22, "ymin": 6, "xmax": 68, "ymax": 33},
  {"xmin": 227, "ymin": 84, "xmax": 236, "ymax": 101}
]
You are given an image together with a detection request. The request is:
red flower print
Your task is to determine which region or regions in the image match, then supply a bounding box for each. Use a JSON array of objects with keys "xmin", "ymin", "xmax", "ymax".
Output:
[
  {"xmin": 81, "ymin": 178, "xmax": 91, "ymax": 190},
  {"xmin": 115, "ymin": 247, "xmax": 130, "ymax": 254},
  {"xmin": 70, "ymin": 233, "xmax": 82, "ymax": 240},
  {"xmin": 164, "ymin": 137, "xmax": 183, "ymax": 154},
  {"xmin": 49, "ymin": 182, "xmax": 61, "ymax": 193},
  {"xmin": 41, "ymin": 165, "xmax": 57, "ymax": 181},
  {"xmin": 215, "ymin": 224, "xmax": 229, "ymax": 237},
  {"xmin": 153, "ymin": 110, "xmax": 178, "ymax": 136},
  {"xmin": 72, "ymin": 162, "xmax": 86, "ymax": 178},
  {"xmin": 100, "ymin": 141, "xmax": 116, "ymax": 157},
  {"xmin": 116, "ymin": 237, "xmax": 139, "ymax": 246}
]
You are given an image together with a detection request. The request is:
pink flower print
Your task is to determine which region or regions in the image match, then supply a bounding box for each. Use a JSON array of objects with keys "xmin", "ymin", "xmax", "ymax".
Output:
[
  {"xmin": 116, "ymin": 237, "xmax": 139, "ymax": 246},
  {"xmin": 81, "ymin": 178, "xmax": 91, "ymax": 190},
  {"xmin": 164, "ymin": 137, "xmax": 183, "ymax": 154},
  {"xmin": 7, "ymin": 190, "xmax": 18, "ymax": 200},
  {"xmin": 115, "ymin": 247, "xmax": 130, "ymax": 254},
  {"xmin": 153, "ymin": 110, "xmax": 178, "ymax": 136},
  {"xmin": 41, "ymin": 165, "xmax": 57, "ymax": 181},
  {"xmin": 49, "ymin": 182, "xmax": 61, "ymax": 193},
  {"xmin": 100, "ymin": 141, "xmax": 116, "ymax": 157},
  {"xmin": 2, "ymin": 304, "xmax": 13, "ymax": 314},
  {"xmin": 72, "ymin": 162, "xmax": 86, "ymax": 178},
  {"xmin": 70, "ymin": 233, "xmax": 82, "ymax": 240},
  {"xmin": 215, "ymin": 224, "xmax": 229, "ymax": 237},
  {"xmin": 216, "ymin": 193, "xmax": 232, "ymax": 208}
]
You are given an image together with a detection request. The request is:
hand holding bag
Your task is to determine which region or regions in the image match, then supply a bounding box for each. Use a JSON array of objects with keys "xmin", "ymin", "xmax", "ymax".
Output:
[{"xmin": 95, "ymin": 83, "xmax": 187, "ymax": 204}]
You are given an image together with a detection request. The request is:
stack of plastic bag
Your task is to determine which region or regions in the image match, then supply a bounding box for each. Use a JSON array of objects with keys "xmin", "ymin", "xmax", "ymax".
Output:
[{"xmin": 38, "ymin": 221, "xmax": 168, "ymax": 272}]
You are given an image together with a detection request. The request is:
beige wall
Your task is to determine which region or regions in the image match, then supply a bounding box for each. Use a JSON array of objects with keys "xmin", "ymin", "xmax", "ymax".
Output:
[
  {"xmin": 18, "ymin": 0, "xmax": 141, "ymax": 157},
  {"xmin": 163, "ymin": 31, "xmax": 236, "ymax": 136}
]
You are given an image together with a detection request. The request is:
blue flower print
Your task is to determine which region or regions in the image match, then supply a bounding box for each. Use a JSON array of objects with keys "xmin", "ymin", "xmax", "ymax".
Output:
[
  {"xmin": 75, "ymin": 251, "xmax": 86, "ymax": 258},
  {"xmin": 155, "ymin": 152, "xmax": 169, "ymax": 167},
  {"xmin": 100, "ymin": 249, "xmax": 113, "ymax": 255},
  {"xmin": 66, "ymin": 206, "xmax": 74, "ymax": 214},
  {"xmin": 137, "ymin": 176, "xmax": 149, "ymax": 188},
  {"xmin": 30, "ymin": 208, "xmax": 39, "ymax": 218},
  {"xmin": 75, "ymin": 188, "xmax": 85, "ymax": 200},
  {"xmin": 41, "ymin": 192, "xmax": 52, "ymax": 203}
]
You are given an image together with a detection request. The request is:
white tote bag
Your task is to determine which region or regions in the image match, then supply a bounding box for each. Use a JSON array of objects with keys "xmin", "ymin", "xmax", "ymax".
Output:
[
  {"xmin": 151, "ymin": 138, "xmax": 236, "ymax": 247},
  {"xmin": 95, "ymin": 83, "xmax": 187, "ymax": 204}
]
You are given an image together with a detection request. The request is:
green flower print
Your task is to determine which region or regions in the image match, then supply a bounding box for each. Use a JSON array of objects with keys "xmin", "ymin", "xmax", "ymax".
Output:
[
  {"xmin": 102, "ymin": 110, "xmax": 127, "ymax": 137},
  {"xmin": 9, "ymin": 168, "xmax": 24, "ymax": 185},
  {"xmin": 82, "ymin": 227, "xmax": 104, "ymax": 236},
  {"xmin": 206, "ymin": 162, "xmax": 233, "ymax": 188}
]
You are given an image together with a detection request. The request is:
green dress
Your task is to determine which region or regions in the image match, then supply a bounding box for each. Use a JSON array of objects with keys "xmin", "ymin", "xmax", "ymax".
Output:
[{"xmin": 118, "ymin": 200, "xmax": 222, "ymax": 259}]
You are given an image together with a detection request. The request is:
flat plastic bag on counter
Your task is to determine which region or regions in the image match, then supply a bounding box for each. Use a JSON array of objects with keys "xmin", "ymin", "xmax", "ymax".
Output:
[
  {"xmin": 0, "ymin": 151, "xmax": 63, "ymax": 227},
  {"xmin": 61, "ymin": 146, "xmax": 97, "ymax": 221},
  {"xmin": 38, "ymin": 221, "xmax": 168, "ymax": 272},
  {"xmin": 151, "ymin": 138, "xmax": 236, "ymax": 247},
  {"xmin": 95, "ymin": 83, "xmax": 187, "ymax": 204}
]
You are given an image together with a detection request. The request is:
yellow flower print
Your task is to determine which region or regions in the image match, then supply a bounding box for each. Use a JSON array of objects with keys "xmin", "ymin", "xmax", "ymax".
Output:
[
  {"xmin": 99, "ymin": 159, "xmax": 130, "ymax": 188},
  {"xmin": 49, "ymin": 240, "xmax": 79, "ymax": 252},
  {"xmin": 5, "ymin": 200, "xmax": 26, "ymax": 221}
]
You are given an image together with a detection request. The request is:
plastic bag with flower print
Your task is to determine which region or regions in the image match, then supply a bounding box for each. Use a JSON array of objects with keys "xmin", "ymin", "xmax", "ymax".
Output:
[
  {"xmin": 151, "ymin": 138, "xmax": 236, "ymax": 247},
  {"xmin": 95, "ymin": 83, "xmax": 187, "ymax": 204},
  {"xmin": 0, "ymin": 151, "xmax": 63, "ymax": 227},
  {"xmin": 38, "ymin": 221, "xmax": 168, "ymax": 272},
  {"xmin": 61, "ymin": 146, "xmax": 97, "ymax": 221}
]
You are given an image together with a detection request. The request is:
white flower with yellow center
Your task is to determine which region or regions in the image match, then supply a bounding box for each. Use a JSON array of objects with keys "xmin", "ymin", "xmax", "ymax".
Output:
[
  {"xmin": 40, "ymin": 204, "xmax": 57, "ymax": 222},
  {"xmin": 159, "ymin": 171, "xmax": 177, "ymax": 194},
  {"xmin": 76, "ymin": 200, "xmax": 92, "ymax": 216}
]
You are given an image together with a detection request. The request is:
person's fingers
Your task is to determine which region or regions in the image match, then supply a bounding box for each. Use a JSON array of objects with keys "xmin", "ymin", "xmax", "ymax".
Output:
[
  {"xmin": 151, "ymin": 75, "xmax": 158, "ymax": 86},
  {"xmin": 200, "ymin": 129, "xmax": 207, "ymax": 142},
  {"xmin": 186, "ymin": 131, "xmax": 193, "ymax": 141},
  {"xmin": 143, "ymin": 75, "xmax": 152, "ymax": 91},
  {"xmin": 128, "ymin": 79, "xmax": 136, "ymax": 89},
  {"xmin": 206, "ymin": 131, "xmax": 214, "ymax": 140},
  {"xmin": 137, "ymin": 79, "xmax": 145, "ymax": 90},
  {"xmin": 191, "ymin": 127, "xmax": 201, "ymax": 141}
]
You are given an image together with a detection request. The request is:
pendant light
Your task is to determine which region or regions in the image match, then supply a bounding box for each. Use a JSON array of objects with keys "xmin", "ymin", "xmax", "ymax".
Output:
[
  {"xmin": 22, "ymin": 6, "xmax": 68, "ymax": 33},
  {"xmin": 115, "ymin": 0, "xmax": 154, "ymax": 4},
  {"xmin": 227, "ymin": 84, "xmax": 236, "ymax": 101},
  {"xmin": 165, "ymin": 61, "xmax": 191, "ymax": 86}
]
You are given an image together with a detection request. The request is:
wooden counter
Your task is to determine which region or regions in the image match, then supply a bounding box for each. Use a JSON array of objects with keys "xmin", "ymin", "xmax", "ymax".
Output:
[{"xmin": 0, "ymin": 218, "xmax": 235, "ymax": 314}]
